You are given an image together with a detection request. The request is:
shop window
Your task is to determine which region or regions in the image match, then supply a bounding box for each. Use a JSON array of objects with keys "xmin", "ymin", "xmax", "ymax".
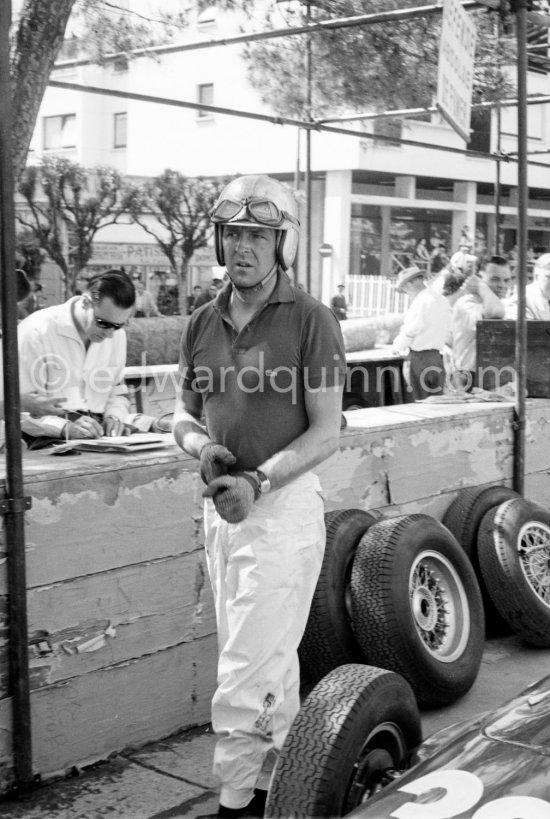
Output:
[
  {"xmin": 43, "ymin": 114, "xmax": 76, "ymax": 150},
  {"xmin": 350, "ymin": 204, "xmax": 382, "ymax": 276}
]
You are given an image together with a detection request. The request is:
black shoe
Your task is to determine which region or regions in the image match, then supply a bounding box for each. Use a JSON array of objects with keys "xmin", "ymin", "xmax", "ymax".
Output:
[{"xmin": 218, "ymin": 789, "xmax": 267, "ymax": 818}]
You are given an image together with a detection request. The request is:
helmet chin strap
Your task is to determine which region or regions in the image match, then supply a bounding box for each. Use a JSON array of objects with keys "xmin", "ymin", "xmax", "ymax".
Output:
[{"xmin": 229, "ymin": 261, "xmax": 279, "ymax": 299}]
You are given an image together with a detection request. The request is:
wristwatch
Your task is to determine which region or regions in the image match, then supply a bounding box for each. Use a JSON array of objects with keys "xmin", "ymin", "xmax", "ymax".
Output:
[
  {"xmin": 243, "ymin": 469, "xmax": 271, "ymax": 499},
  {"xmin": 255, "ymin": 469, "xmax": 271, "ymax": 495}
]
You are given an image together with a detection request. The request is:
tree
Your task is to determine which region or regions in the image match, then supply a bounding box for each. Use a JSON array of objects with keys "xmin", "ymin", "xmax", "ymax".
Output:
[
  {"xmin": 123, "ymin": 170, "xmax": 232, "ymax": 312},
  {"xmin": 239, "ymin": 1, "xmax": 516, "ymax": 127},
  {"xmin": 15, "ymin": 228, "xmax": 46, "ymax": 283},
  {"xmin": 9, "ymin": 0, "xmax": 175, "ymax": 181},
  {"xmin": 17, "ymin": 156, "xmax": 126, "ymax": 297},
  {"xmin": 10, "ymin": 0, "xmax": 78, "ymax": 181}
]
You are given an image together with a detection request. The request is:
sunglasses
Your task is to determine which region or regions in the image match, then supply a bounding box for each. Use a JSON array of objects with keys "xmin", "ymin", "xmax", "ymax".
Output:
[
  {"xmin": 210, "ymin": 197, "xmax": 298, "ymax": 227},
  {"xmin": 94, "ymin": 314, "xmax": 126, "ymax": 331}
]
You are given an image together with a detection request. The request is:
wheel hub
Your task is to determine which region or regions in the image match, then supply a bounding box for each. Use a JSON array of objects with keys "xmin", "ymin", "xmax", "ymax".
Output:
[
  {"xmin": 519, "ymin": 522, "xmax": 550, "ymax": 604},
  {"xmin": 411, "ymin": 561, "xmax": 449, "ymax": 650}
]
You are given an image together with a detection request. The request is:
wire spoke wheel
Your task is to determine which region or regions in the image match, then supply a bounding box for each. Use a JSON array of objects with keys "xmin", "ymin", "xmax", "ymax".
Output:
[
  {"xmin": 517, "ymin": 520, "xmax": 550, "ymax": 603},
  {"xmin": 479, "ymin": 498, "xmax": 550, "ymax": 647},
  {"xmin": 410, "ymin": 550, "xmax": 469, "ymax": 662},
  {"xmin": 350, "ymin": 514, "xmax": 484, "ymax": 707}
]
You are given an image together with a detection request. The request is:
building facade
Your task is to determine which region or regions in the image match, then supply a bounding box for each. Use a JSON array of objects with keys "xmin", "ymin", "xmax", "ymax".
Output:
[{"xmin": 25, "ymin": 2, "xmax": 550, "ymax": 309}]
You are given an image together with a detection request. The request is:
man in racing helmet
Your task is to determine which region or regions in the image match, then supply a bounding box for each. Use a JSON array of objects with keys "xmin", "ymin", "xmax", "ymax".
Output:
[{"xmin": 173, "ymin": 175, "xmax": 346, "ymax": 818}]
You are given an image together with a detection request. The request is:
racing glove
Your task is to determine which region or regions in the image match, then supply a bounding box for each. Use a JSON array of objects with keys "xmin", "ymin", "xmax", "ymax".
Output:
[
  {"xmin": 199, "ymin": 442, "xmax": 236, "ymax": 484},
  {"xmin": 202, "ymin": 473, "xmax": 257, "ymax": 523}
]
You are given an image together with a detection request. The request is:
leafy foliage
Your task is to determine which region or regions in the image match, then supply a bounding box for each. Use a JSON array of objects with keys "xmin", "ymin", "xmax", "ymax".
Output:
[
  {"xmin": 122, "ymin": 170, "xmax": 233, "ymax": 286},
  {"xmin": 238, "ymin": 1, "xmax": 516, "ymax": 124},
  {"xmin": 69, "ymin": 0, "xmax": 179, "ymax": 64},
  {"xmin": 17, "ymin": 157, "xmax": 126, "ymax": 297}
]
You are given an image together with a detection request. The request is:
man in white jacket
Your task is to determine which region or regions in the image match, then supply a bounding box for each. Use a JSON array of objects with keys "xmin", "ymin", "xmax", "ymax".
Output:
[
  {"xmin": 505, "ymin": 252, "xmax": 550, "ymax": 320},
  {"xmin": 392, "ymin": 266, "xmax": 451, "ymax": 400},
  {"xmin": 18, "ymin": 269, "xmax": 136, "ymax": 444},
  {"xmin": 450, "ymin": 255, "xmax": 510, "ymax": 390}
]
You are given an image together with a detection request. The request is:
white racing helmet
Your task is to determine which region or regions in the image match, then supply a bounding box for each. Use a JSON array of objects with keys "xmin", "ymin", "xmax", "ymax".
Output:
[{"xmin": 211, "ymin": 175, "xmax": 300, "ymax": 270}]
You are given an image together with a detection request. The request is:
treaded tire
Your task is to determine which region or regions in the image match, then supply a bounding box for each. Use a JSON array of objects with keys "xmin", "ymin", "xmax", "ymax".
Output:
[
  {"xmin": 350, "ymin": 514, "xmax": 485, "ymax": 707},
  {"xmin": 478, "ymin": 497, "xmax": 550, "ymax": 647},
  {"xmin": 299, "ymin": 509, "xmax": 377, "ymax": 686},
  {"xmin": 265, "ymin": 664, "xmax": 421, "ymax": 819},
  {"xmin": 476, "ymin": 507, "xmax": 515, "ymax": 636},
  {"xmin": 442, "ymin": 484, "xmax": 519, "ymax": 560}
]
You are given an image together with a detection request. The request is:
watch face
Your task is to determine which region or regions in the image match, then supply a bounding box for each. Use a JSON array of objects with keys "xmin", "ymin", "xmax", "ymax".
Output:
[{"xmin": 257, "ymin": 470, "xmax": 270, "ymax": 493}]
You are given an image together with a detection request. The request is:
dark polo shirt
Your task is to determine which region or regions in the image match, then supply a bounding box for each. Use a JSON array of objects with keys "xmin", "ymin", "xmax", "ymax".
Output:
[{"xmin": 179, "ymin": 271, "xmax": 346, "ymax": 471}]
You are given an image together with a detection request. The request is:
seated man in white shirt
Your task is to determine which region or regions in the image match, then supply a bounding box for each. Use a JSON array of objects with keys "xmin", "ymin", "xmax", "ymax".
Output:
[
  {"xmin": 450, "ymin": 255, "xmax": 509, "ymax": 391},
  {"xmin": 392, "ymin": 266, "xmax": 451, "ymax": 401},
  {"xmin": 18, "ymin": 269, "xmax": 137, "ymax": 446}
]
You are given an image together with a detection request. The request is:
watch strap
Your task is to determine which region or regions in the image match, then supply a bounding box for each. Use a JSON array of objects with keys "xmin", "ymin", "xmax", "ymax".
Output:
[{"xmin": 241, "ymin": 471, "xmax": 261, "ymax": 501}]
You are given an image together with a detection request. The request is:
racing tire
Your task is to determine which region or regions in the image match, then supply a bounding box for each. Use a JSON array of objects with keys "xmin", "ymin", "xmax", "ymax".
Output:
[
  {"xmin": 476, "ymin": 507, "xmax": 516, "ymax": 636},
  {"xmin": 350, "ymin": 514, "xmax": 485, "ymax": 707},
  {"xmin": 342, "ymin": 393, "xmax": 369, "ymax": 411},
  {"xmin": 299, "ymin": 509, "xmax": 377, "ymax": 686},
  {"xmin": 265, "ymin": 664, "xmax": 422, "ymax": 819},
  {"xmin": 478, "ymin": 497, "xmax": 550, "ymax": 647},
  {"xmin": 442, "ymin": 484, "xmax": 519, "ymax": 561}
]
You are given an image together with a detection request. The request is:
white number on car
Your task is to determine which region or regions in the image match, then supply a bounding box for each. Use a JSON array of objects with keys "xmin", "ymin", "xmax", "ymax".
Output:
[{"xmin": 391, "ymin": 770, "xmax": 550, "ymax": 819}]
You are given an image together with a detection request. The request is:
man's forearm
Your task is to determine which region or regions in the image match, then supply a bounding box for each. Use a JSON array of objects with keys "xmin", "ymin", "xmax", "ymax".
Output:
[
  {"xmin": 173, "ymin": 412, "xmax": 211, "ymax": 458},
  {"xmin": 257, "ymin": 424, "xmax": 340, "ymax": 491}
]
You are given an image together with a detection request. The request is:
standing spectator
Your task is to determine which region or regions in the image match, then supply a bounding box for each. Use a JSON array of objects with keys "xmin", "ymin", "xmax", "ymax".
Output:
[
  {"xmin": 430, "ymin": 244, "xmax": 448, "ymax": 275},
  {"xmin": 187, "ymin": 284, "xmax": 204, "ymax": 314},
  {"xmin": 450, "ymin": 242, "xmax": 477, "ymax": 275},
  {"xmin": 414, "ymin": 238, "xmax": 431, "ymax": 271},
  {"xmin": 17, "ymin": 280, "xmax": 43, "ymax": 319},
  {"xmin": 193, "ymin": 283, "xmax": 218, "ymax": 310},
  {"xmin": 392, "ymin": 266, "xmax": 451, "ymax": 400},
  {"xmin": 506, "ymin": 252, "xmax": 550, "ymax": 319},
  {"xmin": 132, "ymin": 277, "xmax": 162, "ymax": 317},
  {"xmin": 330, "ymin": 284, "xmax": 348, "ymax": 320},
  {"xmin": 450, "ymin": 256, "xmax": 509, "ymax": 390},
  {"xmin": 173, "ymin": 174, "xmax": 345, "ymax": 818}
]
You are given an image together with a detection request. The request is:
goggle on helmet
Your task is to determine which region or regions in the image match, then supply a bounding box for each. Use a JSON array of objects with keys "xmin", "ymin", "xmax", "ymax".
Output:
[{"xmin": 211, "ymin": 175, "xmax": 300, "ymax": 271}]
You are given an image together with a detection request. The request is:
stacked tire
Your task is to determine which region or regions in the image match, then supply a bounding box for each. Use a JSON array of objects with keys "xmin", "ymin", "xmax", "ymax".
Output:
[
  {"xmin": 299, "ymin": 508, "xmax": 485, "ymax": 709},
  {"xmin": 444, "ymin": 487, "xmax": 550, "ymax": 647},
  {"xmin": 278, "ymin": 487, "xmax": 550, "ymax": 818}
]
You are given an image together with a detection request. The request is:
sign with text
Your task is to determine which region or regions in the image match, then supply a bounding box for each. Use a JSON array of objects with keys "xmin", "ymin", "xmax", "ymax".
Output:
[{"xmin": 436, "ymin": 0, "xmax": 477, "ymax": 142}]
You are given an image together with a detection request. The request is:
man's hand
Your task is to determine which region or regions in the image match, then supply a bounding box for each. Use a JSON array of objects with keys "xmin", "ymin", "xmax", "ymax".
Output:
[
  {"xmin": 463, "ymin": 274, "xmax": 481, "ymax": 297},
  {"xmin": 21, "ymin": 393, "xmax": 67, "ymax": 418},
  {"xmin": 64, "ymin": 416, "xmax": 103, "ymax": 439},
  {"xmin": 199, "ymin": 442, "xmax": 237, "ymax": 484},
  {"xmin": 103, "ymin": 416, "xmax": 128, "ymax": 437},
  {"xmin": 202, "ymin": 474, "xmax": 256, "ymax": 523}
]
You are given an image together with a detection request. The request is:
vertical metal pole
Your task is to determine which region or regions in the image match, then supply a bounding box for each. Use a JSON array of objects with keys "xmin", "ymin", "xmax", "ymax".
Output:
[
  {"xmin": 514, "ymin": 0, "xmax": 527, "ymax": 496},
  {"xmin": 495, "ymin": 104, "xmax": 502, "ymax": 255},
  {"xmin": 494, "ymin": 16, "xmax": 501, "ymax": 256},
  {"xmin": 0, "ymin": 0, "xmax": 34, "ymax": 792},
  {"xmin": 305, "ymin": 0, "xmax": 312, "ymax": 294},
  {"xmin": 294, "ymin": 128, "xmax": 301, "ymax": 285}
]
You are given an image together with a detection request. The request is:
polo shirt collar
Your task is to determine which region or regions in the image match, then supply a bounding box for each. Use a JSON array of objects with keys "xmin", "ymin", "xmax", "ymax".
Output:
[{"xmin": 213, "ymin": 269, "xmax": 296, "ymax": 315}]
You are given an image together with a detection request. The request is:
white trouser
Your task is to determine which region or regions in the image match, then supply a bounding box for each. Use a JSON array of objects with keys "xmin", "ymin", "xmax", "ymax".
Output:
[{"xmin": 203, "ymin": 471, "xmax": 325, "ymax": 810}]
